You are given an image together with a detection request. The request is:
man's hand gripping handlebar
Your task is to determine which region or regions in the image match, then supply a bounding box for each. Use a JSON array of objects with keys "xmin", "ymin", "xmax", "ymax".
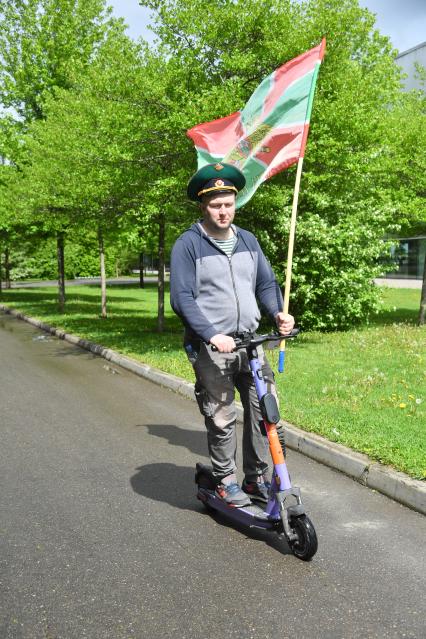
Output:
[{"xmin": 210, "ymin": 329, "xmax": 300, "ymax": 352}]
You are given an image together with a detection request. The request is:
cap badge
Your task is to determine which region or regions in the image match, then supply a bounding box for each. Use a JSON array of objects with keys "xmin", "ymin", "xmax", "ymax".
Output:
[
  {"xmin": 215, "ymin": 179, "xmax": 225, "ymax": 187},
  {"xmin": 214, "ymin": 163, "xmax": 224, "ymax": 171}
]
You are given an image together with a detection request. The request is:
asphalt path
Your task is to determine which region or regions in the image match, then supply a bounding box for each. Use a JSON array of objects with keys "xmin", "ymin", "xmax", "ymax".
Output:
[{"xmin": 1, "ymin": 313, "xmax": 425, "ymax": 639}]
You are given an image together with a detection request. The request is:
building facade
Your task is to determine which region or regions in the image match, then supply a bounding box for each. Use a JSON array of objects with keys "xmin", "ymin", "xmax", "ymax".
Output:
[
  {"xmin": 384, "ymin": 43, "xmax": 426, "ymax": 280},
  {"xmin": 388, "ymin": 236, "xmax": 426, "ymax": 280},
  {"xmin": 396, "ymin": 42, "xmax": 426, "ymax": 91}
]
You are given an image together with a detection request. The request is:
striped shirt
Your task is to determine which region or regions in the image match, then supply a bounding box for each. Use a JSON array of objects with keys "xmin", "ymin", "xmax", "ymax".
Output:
[{"xmin": 209, "ymin": 234, "xmax": 237, "ymax": 257}]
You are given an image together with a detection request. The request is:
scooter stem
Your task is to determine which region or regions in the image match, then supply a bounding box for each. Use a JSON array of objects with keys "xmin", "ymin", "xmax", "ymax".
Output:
[
  {"xmin": 265, "ymin": 422, "xmax": 292, "ymax": 484},
  {"xmin": 248, "ymin": 349, "xmax": 293, "ymax": 499}
]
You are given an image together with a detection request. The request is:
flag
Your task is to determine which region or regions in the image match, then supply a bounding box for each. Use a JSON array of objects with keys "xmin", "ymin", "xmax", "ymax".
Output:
[{"xmin": 187, "ymin": 39, "xmax": 326, "ymax": 208}]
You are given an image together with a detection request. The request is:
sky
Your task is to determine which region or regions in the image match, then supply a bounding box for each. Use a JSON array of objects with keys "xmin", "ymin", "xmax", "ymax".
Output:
[{"xmin": 109, "ymin": 0, "xmax": 426, "ymax": 54}]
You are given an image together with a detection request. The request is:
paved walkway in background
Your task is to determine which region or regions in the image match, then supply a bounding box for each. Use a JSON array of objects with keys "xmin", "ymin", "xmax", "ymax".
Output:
[
  {"xmin": 374, "ymin": 277, "xmax": 422, "ymax": 289},
  {"xmin": 9, "ymin": 276, "xmax": 162, "ymax": 288},
  {"xmin": 1, "ymin": 312, "xmax": 425, "ymax": 639}
]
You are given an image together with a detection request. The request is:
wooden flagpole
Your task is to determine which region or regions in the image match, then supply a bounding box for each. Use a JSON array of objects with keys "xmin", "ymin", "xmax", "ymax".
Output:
[
  {"xmin": 277, "ymin": 38, "xmax": 326, "ymax": 373},
  {"xmin": 278, "ymin": 155, "xmax": 304, "ymax": 373}
]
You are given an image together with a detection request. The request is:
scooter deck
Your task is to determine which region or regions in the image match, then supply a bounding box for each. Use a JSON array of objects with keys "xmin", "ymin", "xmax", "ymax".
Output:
[
  {"xmin": 195, "ymin": 463, "xmax": 281, "ymax": 530},
  {"xmin": 197, "ymin": 487, "xmax": 282, "ymax": 530}
]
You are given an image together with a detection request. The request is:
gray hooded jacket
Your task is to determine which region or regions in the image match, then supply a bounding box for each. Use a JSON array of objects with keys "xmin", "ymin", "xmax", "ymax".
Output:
[{"xmin": 170, "ymin": 222, "xmax": 283, "ymax": 343}]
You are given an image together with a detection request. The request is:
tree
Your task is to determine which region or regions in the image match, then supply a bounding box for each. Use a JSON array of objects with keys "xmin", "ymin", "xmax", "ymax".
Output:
[
  {"xmin": 17, "ymin": 31, "xmax": 180, "ymax": 318},
  {"xmin": 140, "ymin": 0, "xmax": 410, "ymax": 329},
  {"xmin": 46, "ymin": 33, "xmax": 196, "ymax": 326},
  {"xmin": 0, "ymin": 0, "xmax": 124, "ymax": 306},
  {"xmin": 0, "ymin": 116, "xmax": 24, "ymax": 292},
  {"xmin": 0, "ymin": 0, "xmax": 119, "ymax": 121},
  {"xmin": 378, "ymin": 76, "xmax": 426, "ymax": 324}
]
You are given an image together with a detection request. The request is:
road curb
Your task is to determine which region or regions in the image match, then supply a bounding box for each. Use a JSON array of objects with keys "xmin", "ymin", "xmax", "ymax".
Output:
[{"xmin": 1, "ymin": 304, "xmax": 425, "ymax": 516}]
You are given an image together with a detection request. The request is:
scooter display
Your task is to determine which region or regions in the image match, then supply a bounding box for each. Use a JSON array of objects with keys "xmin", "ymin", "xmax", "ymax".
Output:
[{"xmin": 195, "ymin": 329, "xmax": 318, "ymax": 561}]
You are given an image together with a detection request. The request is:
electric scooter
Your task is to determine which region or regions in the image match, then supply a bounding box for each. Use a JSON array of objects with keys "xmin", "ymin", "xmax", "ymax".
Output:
[{"xmin": 195, "ymin": 329, "xmax": 318, "ymax": 561}]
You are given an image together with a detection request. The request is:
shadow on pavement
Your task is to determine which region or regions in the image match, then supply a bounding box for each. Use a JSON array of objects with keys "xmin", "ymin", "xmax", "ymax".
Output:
[
  {"xmin": 130, "ymin": 461, "xmax": 292, "ymax": 556},
  {"xmin": 130, "ymin": 462, "xmax": 199, "ymax": 512},
  {"xmin": 137, "ymin": 423, "xmax": 207, "ymax": 457}
]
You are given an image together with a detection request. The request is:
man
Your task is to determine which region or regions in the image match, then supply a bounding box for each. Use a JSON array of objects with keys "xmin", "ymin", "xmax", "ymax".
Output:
[{"xmin": 170, "ymin": 162, "xmax": 294, "ymax": 507}]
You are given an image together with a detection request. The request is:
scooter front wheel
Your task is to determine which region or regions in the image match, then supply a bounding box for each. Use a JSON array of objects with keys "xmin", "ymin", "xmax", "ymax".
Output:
[{"xmin": 288, "ymin": 515, "xmax": 318, "ymax": 561}]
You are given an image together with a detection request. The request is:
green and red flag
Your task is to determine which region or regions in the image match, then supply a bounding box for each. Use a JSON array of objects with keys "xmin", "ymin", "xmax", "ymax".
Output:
[{"xmin": 187, "ymin": 39, "xmax": 326, "ymax": 208}]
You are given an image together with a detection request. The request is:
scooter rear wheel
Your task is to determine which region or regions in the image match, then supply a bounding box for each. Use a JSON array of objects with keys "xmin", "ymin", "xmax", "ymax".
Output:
[{"xmin": 288, "ymin": 515, "xmax": 318, "ymax": 561}]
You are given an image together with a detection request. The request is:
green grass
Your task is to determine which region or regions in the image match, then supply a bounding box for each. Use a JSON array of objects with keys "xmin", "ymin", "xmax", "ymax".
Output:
[{"xmin": 1, "ymin": 283, "xmax": 425, "ymax": 479}]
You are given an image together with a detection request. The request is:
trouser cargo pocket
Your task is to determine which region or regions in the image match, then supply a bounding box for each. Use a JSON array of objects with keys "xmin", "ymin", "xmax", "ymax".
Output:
[
  {"xmin": 194, "ymin": 381, "xmax": 214, "ymax": 418},
  {"xmin": 184, "ymin": 339, "xmax": 201, "ymax": 365}
]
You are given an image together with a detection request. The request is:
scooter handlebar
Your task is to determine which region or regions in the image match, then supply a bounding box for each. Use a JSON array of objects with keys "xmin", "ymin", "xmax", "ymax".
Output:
[
  {"xmin": 210, "ymin": 328, "xmax": 300, "ymax": 352},
  {"xmin": 234, "ymin": 328, "xmax": 300, "ymax": 349}
]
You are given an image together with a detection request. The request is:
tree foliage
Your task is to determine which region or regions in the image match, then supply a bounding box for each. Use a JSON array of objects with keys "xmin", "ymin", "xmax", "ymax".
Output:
[
  {"xmin": 0, "ymin": 0, "xmax": 126, "ymax": 307},
  {"xmin": 0, "ymin": 0, "xmax": 119, "ymax": 121},
  {"xmin": 1, "ymin": 0, "xmax": 425, "ymax": 329},
  {"xmin": 140, "ymin": 0, "xmax": 421, "ymax": 329}
]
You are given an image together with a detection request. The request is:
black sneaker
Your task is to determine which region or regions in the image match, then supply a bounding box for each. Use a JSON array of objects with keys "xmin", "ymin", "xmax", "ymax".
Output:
[
  {"xmin": 215, "ymin": 482, "xmax": 251, "ymax": 507},
  {"xmin": 242, "ymin": 478, "xmax": 271, "ymax": 504}
]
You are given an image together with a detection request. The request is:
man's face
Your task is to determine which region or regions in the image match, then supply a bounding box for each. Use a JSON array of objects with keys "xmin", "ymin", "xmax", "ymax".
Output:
[{"xmin": 200, "ymin": 192, "xmax": 236, "ymax": 234}]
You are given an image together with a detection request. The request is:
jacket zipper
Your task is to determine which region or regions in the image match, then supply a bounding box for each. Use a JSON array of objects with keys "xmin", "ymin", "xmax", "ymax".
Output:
[
  {"xmin": 228, "ymin": 254, "xmax": 240, "ymax": 332},
  {"xmin": 205, "ymin": 232, "xmax": 240, "ymax": 332}
]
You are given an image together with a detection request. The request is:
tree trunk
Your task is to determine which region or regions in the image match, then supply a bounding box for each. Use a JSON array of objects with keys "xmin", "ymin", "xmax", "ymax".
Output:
[
  {"xmin": 0, "ymin": 245, "xmax": 2, "ymax": 295},
  {"xmin": 157, "ymin": 213, "xmax": 165, "ymax": 333},
  {"xmin": 57, "ymin": 232, "xmax": 66, "ymax": 311},
  {"xmin": 98, "ymin": 227, "xmax": 107, "ymax": 318},
  {"xmin": 4, "ymin": 246, "xmax": 11, "ymax": 289},
  {"xmin": 139, "ymin": 251, "xmax": 145, "ymax": 288},
  {"xmin": 418, "ymin": 252, "xmax": 426, "ymax": 325}
]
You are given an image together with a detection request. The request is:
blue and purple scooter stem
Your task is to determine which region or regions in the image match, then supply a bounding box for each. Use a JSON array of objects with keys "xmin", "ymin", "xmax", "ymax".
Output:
[{"xmin": 249, "ymin": 342, "xmax": 292, "ymax": 518}]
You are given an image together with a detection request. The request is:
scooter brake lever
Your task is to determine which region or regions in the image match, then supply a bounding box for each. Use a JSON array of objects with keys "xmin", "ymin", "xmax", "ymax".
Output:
[
  {"xmin": 211, "ymin": 340, "xmax": 248, "ymax": 352},
  {"xmin": 269, "ymin": 328, "xmax": 300, "ymax": 340}
]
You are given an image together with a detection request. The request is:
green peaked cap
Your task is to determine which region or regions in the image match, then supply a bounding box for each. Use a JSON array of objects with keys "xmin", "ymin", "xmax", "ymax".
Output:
[{"xmin": 187, "ymin": 162, "xmax": 246, "ymax": 201}]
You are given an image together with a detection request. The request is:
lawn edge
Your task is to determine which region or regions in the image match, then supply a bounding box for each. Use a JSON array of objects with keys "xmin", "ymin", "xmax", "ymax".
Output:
[{"xmin": 1, "ymin": 302, "xmax": 425, "ymax": 517}]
